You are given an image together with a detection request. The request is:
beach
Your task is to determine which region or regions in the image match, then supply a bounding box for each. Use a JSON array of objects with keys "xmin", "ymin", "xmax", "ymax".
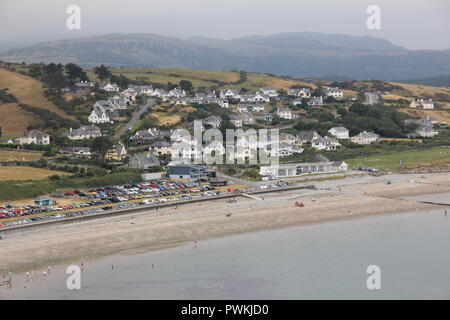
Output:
[{"xmin": 1, "ymin": 172, "xmax": 450, "ymax": 274}]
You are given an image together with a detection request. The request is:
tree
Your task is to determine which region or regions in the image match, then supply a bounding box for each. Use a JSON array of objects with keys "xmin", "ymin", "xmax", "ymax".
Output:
[
  {"xmin": 94, "ymin": 64, "xmax": 112, "ymax": 83},
  {"xmin": 91, "ymin": 136, "xmax": 114, "ymax": 162},
  {"xmin": 65, "ymin": 63, "xmax": 88, "ymax": 82},
  {"xmin": 179, "ymin": 80, "xmax": 194, "ymax": 94}
]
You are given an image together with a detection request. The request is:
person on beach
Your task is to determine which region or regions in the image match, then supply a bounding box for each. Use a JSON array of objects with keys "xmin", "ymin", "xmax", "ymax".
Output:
[
  {"xmin": 26, "ymin": 272, "xmax": 30, "ymax": 281},
  {"xmin": 112, "ymin": 264, "xmax": 114, "ymax": 270},
  {"xmin": 80, "ymin": 261, "xmax": 84, "ymax": 271},
  {"xmin": 152, "ymin": 264, "xmax": 154, "ymax": 269}
]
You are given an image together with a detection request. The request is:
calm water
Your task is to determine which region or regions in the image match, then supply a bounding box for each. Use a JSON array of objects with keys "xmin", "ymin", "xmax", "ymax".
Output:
[{"xmin": 2, "ymin": 195, "xmax": 450, "ymax": 300}]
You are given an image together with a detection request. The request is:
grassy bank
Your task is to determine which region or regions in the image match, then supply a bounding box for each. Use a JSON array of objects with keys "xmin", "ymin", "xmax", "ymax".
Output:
[{"xmin": 0, "ymin": 171, "xmax": 143, "ymax": 202}]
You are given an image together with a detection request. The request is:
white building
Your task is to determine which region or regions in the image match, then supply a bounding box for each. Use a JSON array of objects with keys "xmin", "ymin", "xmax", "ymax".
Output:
[
  {"xmin": 17, "ymin": 130, "xmax": 51, "ymax": 145},
  {"xmin": 258, "ymin": 86, "xmax": 278, "ymax": 97},
  {"xmin": 350, "ymin": 131, "xmax": 380, "ymax": 145},
  {"xmin": 99, "ymin": 83, "xmax": 119, "ymax": 92},
  {"xmin": 276, "ymin": 108, "xmax": 293, "ymax": 120},
  {"xmin": 326, "ymin": 87, "xmax": 344, "ymax": 98},
  {"xmin": 328, "ymin": 127, "xmax": 350, "ymax": 139}
]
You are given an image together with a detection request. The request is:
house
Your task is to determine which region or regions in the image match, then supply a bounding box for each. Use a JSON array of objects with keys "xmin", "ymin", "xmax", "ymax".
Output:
[
  {"xmin": 325, "ymin": 87, "xmax": 344, "ymax": 98},
  {"xmin": 130, "ymin": 128, "xmax": 169, "ymax": 143},
  {"xmin": 203, "ymin": 115, "xmax": 222, "ymax": 128},
  {"xmin": 350, "ymin": 131, "xmax": 380, "ymax": 145},
  {"xmin": 270, "ymin": 142, "xmax": 304, "ymax": 157},
  {"xmin": 168, "ymin": 88, "xmax": 186, "ymax": 98},
  {"xmin": 276, "ymin": 108, "xmax": 293, "ymax": 120},
  {"xmin": 288, "ymin": 88, "xmax": 311, "ymax": 98},
  {"xmin": 135, "ymin": 85, "xmax": 154, "ymax": 95},
  {"xmin": 254, "ymin": 111, "xmax": 273, "ymax": 123},
  {"xmin": 297, "ymin": 131, "xmax": 320, "ymax": 144},
  {"xmin": 150, "ymin": 88, "xmax": 168, "ymax": 98},
  {"xmin": 260, "ymin": 157, "xmax": 348, "ymax": 178},
  {"xmin": 328, "ymin": 127, "xmax": 350, "ymax": 139},
  {"xmin": 34, "ymin": 196, "xmax": 54, "ymax": 206},
  {"xmin": 410, "ymin": 99, "xmax": 434, "ymax": 109},
  {"xmin": 99, "ymin": 83, "xmax": 119, "ymax": 92},
  {"xmin": 311, "ymin": 136, "xmax": 341, "ymax": 151},
  {"xmin": 237, "ymin": 105, "xmax": 249, "ymax": 113},
  {"xmin": 258, "ymin": 86, "xmax": 278, "ymax": 97},
  {"xmin": 149, "ymin": 141, "xmax": 172, "ymax": 156},
  {"xmin": 72, "ymin": 81, "xmax": 94, "ymax": 94},
  {"xmin": 240, "ymin": 112, "xmax": 255, "ymax": 125},
  {"xmin": 128, "ymin": 153, "xmax": 161, "ymax": 170},
  {"xmin": 219, "ymin": 89, "xmax": 240, "ymax": 99},
  {"xmin": 239, "ymin": 93, "xmax": 270, "ymax": 103},
  {"xmin": 280, "ymin": 133, "xmax": 297, "ymax": 145},
  {"xmin": 88, "ymin": 108, "xmax": 114, "ymax": 124},
  {"xmin": 365, "ymin": 92, "xmax": 380, "ymax": 105},
  {"xmin": 309, "ymin": 96, "xmax": 323, "ymax": 106},
  {"xmin": 59, "ymin": 147, "xmax": 92, "ymax": 157},
  {"xmin": 17, "ymin": 130, "xmax": 50, "ymax": 145},
  {"xmin": 110, "ymin": 95, "xmax": 129, "ymax": 109},
  {"xmin": 122, "ymin": 88, "xmax": 138, "ymax": 101},
  {"xmin": 105, "ymin": 143, "xmax": 127, "ymax": 161},
  {"xmin": 167, "ymin": 164, "xmax": 207, "ymax": 182},
  {"xmin": 249, "ymin": 105, "xmax": 265, "ymax": 112},
  {"xmin": 63, "ymin": 126, "xmax": 102, "ymax": 140},
  {"xmin": 229, "ymin": 114, "xmax": 243, "ymax": 127},
  {"xmin": 415, "ymin": 125, "xmax": 438, "ymax": 138}
]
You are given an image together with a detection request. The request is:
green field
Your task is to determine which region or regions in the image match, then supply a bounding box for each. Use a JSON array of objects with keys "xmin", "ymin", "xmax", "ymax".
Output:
[
  {"xmin": 86, "ymin": 68, "xmax": 316, "ymax": 92},
  {"xmin": 346, "ymin": 147, "xmax": 450, "ymax": 170}
]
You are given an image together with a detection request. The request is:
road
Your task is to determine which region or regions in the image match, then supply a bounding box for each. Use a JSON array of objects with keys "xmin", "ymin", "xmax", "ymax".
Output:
[{"xmin": 115, "ymin": 98, "xmax": 155, "ymax": 138}]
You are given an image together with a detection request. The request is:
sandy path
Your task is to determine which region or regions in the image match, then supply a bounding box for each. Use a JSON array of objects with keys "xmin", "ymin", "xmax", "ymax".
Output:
[{"xmin": 1, "ymin": 172, "xmax": 450, "ymax": 273}]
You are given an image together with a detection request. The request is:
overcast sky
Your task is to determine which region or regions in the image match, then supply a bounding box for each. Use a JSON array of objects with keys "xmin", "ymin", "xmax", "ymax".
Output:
[{"xmin": 1, "ymin": 0, "xmax": 449, "ymax": 50}]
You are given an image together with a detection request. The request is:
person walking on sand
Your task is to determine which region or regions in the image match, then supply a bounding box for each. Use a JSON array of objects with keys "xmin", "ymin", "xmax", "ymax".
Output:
[
  {"xmin": 26, "ymin": 272, "xmax": 30, "ymax": 282},
  {"xmin": 112, "ymin": 264, "xmax": 114, "ymax": 271},
  {"xmin": 80, "ymin": 261, "xmax": 84, "ymax": 271}
]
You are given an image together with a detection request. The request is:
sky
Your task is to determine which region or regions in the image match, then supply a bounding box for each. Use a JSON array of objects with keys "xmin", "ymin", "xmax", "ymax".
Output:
[{"xmin": 0, "ymin": 0, "xmax": 449, "ymax": 50}]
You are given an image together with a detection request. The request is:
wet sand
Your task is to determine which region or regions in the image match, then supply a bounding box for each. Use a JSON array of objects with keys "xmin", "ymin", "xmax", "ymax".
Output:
[{"xmin": 1, "ymin": 172, "xmax": 449, "ymax": 274}]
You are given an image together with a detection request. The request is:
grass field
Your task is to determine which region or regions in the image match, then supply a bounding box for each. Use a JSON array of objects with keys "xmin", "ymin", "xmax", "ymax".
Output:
[
  {"xmin": 346, "ymin": 147, "xmax": 450, "ymax": 170},
  {"xmin": 0, "ymin": 103, "xmax": 41, "ymax": 138},
  {"xmin": 0, "ymin": 166, "xmax": 71, "ymax": 181},
  {"xmin": 0, "ymin": 149, "xmax": 45, "ymax": 162},
  {"xmin": 0, "ymin": 67, "xmax": 79, "ymax": 137}
]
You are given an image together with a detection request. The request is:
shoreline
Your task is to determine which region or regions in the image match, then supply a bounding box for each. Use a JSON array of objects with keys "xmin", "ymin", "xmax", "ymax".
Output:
[{"xmin": 1, "ymin": 172, "xmax": 450, "ymax": 274}]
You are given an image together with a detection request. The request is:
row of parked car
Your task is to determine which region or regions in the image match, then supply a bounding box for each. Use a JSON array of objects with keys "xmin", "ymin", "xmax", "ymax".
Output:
[
  {"xmin": 0, "ymin": 180, "xmax": 290, "ymax": 228},
  {"xmin": 0, "ymin": 186, "xmax": 241, "ymax": 228}
]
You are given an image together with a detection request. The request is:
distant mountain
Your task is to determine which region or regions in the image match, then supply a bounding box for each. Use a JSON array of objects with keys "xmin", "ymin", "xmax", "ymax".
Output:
[
  {"xmin": 1, "ymin": 32, "xmax": 450, "ymax": 81},
  {"xmin": 402, "ymin": 74, "xmax": 450, "ymax": 87}
]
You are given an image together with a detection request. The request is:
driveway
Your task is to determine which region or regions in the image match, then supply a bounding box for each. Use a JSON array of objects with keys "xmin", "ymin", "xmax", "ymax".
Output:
[{"xmin": 115, "ymin": 98, "xmax": 155, "ymax": 138}]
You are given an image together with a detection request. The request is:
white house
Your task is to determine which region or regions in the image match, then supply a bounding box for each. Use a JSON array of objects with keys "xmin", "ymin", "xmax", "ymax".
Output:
[
  {"xmin": 325, "ymin": 87, "xmax": 344, "ymax": 98},
  {"xmin": 17, "ymin": 130, "xmax": 51, "ymax": 145},
  {"xmin": 410, "ymin": 99, "xmax": 434, "ymax": 110},
  {"xmin": 350, "ymin": 131, "xmax": 380, "ymax": 145},
  {"xmin": 311, "ymin": 136, "xmax": 341, "ymax": 151},
  {"xmin": 309, "ymin": 96, "xmax": 323, "ymax": 106},
  {"xmin": 88, "ymin": 108, "xmax": 113, "ymax": 124},
  {"xmin": 63, "ymin": 126, "xmax": 102, "ymax": 140},
  {"xmin": 415, "ymin": 125, "xmax": 438, "ymax": 138},
  {"xmin": 258, "ymin": 87, "xmax": 278, "ymax": 97},
  {"xmin": 99, "ymin": 83, "xmax": 119, "ymax": 92},
  {"xmin": 276, "ymin": 108, "xmax": 293, "ymax": 120},
  {"xmin": 288, "ymin": 88, "xmax": 311, "ymax": 98},
  {"xmin": 328, "ymin": 127, "xmax": 350, "ymax": 139},
  {"xmin": 168, "ymin": 88, "xmax": 186, "ymax": 98},
  {"xmin": 219, "ymin": 89, "xmax": 240, "ymax": 99},
  {"xmin": 260, "ymin": 159, "xmax": 348, "ymax": 178}
]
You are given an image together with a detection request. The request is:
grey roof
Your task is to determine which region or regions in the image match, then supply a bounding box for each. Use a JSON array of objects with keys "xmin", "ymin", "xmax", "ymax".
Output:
[
  {"xmin": 132, "ymin": 153, "xmax": 160, "ymax": 166},
  {"xmin": 150, "ymin": 141, "xmax": 171, "ymax": 147}
]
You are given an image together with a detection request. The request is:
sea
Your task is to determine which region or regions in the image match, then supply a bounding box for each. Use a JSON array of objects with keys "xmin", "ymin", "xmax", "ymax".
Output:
[{"xmin": 1, "ymin": 193, "xmax": 450, "ymax": 300}]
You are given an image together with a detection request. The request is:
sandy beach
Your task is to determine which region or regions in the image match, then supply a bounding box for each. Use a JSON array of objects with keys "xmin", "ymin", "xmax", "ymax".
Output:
[{"xmin": 1, "ymin": 172, "xmax": 450, "ymax": 274}]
